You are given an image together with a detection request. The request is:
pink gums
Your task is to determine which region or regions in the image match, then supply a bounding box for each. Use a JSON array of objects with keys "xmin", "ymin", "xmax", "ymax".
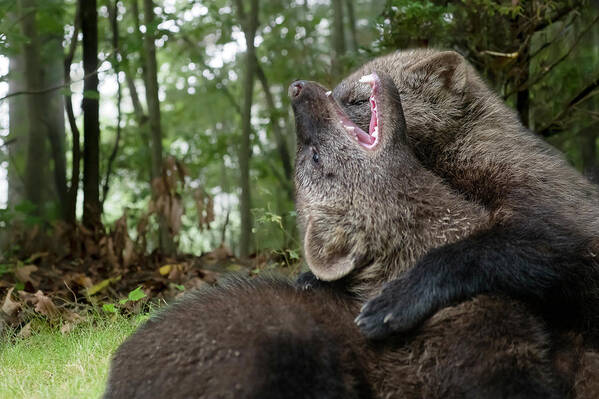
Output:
[{"xmin": 332, "ymin": 73, "xmax": 380, "ymax": 150}]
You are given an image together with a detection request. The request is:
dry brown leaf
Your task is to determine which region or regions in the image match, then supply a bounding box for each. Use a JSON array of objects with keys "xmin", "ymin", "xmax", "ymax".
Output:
[
  {"xmin": 71, "ymin": 273, "xmax": 93, "ymax": 288},
  {"xmin": 14, "ymin": 265, "xmax": 39, "ymax": 285},
  {"xmin": 33, "ymin": 291, "xmax": 59, "ymax": 320},
  {"xmin": 1, "ymin": 288, "xmax": 20, "ymax": 317},
  {"xmin": 60, "ymin": 310, "xmax": 83, "ymax": 334}
]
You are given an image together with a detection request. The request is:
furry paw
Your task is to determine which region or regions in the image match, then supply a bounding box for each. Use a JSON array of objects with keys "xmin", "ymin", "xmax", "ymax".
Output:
[
  {"xmin": 355, "ymin": 278, "xmax": 430, "ymax": 340},
  {"xmin": 296, "ymin": 271, "xmax": 327, "ymax": 290}
]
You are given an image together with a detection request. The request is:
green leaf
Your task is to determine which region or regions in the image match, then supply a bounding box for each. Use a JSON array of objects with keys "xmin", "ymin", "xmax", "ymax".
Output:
[
  {"xmin": 102, "ymin": 303, "xmax": 118, "ymax": 313},
  {"xmin": 127, "ymin": 286, "xmax": 147, "ymax": 302},
  {"xmin": 287, "ymin": 249, "xmax": 300, "ymax": 260},
  {"xmin": 173, "ymin": 284, "xmax": 185, "ymax": 291}
]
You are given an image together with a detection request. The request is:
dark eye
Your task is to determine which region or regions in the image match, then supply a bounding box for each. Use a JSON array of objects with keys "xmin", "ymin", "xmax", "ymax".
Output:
[
  {"xmin": 312, "ymin": 149, "xmax": 319, "ymax": 163},
  {"xmin": 349, "ymin": 98, "xmax": 368, "ymax": 106}
]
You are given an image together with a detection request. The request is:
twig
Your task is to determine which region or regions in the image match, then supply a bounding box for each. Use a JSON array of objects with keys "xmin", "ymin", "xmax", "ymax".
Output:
[
  {"xmin": 0, "ymin": 63, "xmax": 112, "ymax": 102},
  {"xmin": 506, "ymin": 15, "xmax": 599, "ymax": 98},
  {"xmin": 0, "ymin": 138, "xmax": 17, "ymax": 148},
  {"xmin": 538, "ymin": 75, "xmax": 599, "ymax": 137}
]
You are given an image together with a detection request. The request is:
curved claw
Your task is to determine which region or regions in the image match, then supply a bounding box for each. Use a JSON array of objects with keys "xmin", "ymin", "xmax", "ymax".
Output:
[{"xmin": 355, "ymin": 277, "xmax": 434, "ymax": 339}]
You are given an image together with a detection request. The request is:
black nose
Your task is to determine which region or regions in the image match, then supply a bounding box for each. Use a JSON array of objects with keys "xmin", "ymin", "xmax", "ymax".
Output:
[{"xmin": 288, "ymin": 81, "xmax": 305, "ymax": 99}]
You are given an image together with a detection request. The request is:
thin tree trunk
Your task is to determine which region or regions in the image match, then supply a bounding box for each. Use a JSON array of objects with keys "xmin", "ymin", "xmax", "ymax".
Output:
[
  {"xmin": 234, "ymin": 0, "xmax": 259, "ymax": 258},
  {"xmin": 64, "ymin": 2, "xmax": 81, "ymax": 224},
  {"xmin": 44, "ymin": 21, "xmax": 68, "ymax": 216},
  {"xmin": 102, "ymin": 0, "xmax": 123, "ymax": 208},
  {"xmin": 81, "ymin": 0, "xmax": 102, "ymax": 228},
  {"xmin": 514, "ymin": 1, "xmax": 532, "ymax": 128},
  {"xmin": 142, "ymin": 0, "xmax": 176, "ymax": 255},
  {"xmin": 344, "ymin": 0, "xmax": 358, "ymax": 53},
  {"xmin": 254, "ymin": 59, "xmax": 293, "ymax": 198},
  {"xmin": 581, "ymin": 15, "xmax": 599, "ymax": 184},
  {"xmin": 331, "ymin": 0, "xmax": 346, "ymax": 75}
]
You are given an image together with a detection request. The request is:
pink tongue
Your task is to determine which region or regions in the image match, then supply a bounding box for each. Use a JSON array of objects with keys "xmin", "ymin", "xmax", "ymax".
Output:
[{"xmin": 356, "ymin": 127, "xmax": 374, "ymax": 145}]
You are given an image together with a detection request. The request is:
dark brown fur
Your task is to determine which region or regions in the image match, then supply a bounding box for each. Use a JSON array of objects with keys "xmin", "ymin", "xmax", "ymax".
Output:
[
  {"xmin": 331, "ymin": 49, "xmax": 599, "ymax": 341},
  {"xmin": 291, "ymin": 73, "xmax": 575, "ymax": 397},
  {"xmin": 103, "ymin": 73, "xmax": 580, "ymax": 399},
  {"xmin": 104, "ymin": 276, "xmax": 568, "ymax": 399}
]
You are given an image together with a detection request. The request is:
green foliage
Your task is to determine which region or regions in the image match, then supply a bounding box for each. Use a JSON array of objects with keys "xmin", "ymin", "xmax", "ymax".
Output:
[
  {"xmin": 0, "ymin": 0, "xmax": 596, "ymax": 259},
  {"xmin": 123, "ymin": 286, "xmax": 147, "ymax": 303},
  {"xmin": 102, "ymin": 286, "xmax": 147, "ymax": 314}
]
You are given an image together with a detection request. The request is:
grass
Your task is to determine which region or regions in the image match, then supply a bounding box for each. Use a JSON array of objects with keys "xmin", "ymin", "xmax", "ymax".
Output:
[{"xmin": 0, "ymin": 313, "xmax": 146, "ymax": 399}]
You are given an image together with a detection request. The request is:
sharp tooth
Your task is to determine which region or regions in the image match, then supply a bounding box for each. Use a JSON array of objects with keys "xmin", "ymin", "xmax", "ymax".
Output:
[
  {"xmin": 345, "ymin": 126, "xmax": 355, "ymax": 132},
  {"xmin": 325, "ymin": 91, "xmax": 332, "ymax": 97},
  {"xmin": 359, "ymin": 74, "xmax": 375, "ymax": 83}
]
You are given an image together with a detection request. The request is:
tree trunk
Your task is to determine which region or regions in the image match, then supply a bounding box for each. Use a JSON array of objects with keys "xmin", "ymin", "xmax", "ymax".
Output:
[
  {"xmin": 235, "ymin": 0, "xmax": 259, "ymax": 258},
  {"xmin": 581, "ymin": 15, "xmax": 599, "ymax": 184},
  {"xmin": 80, "ymin": 0, "xmax": 102, "ymax": 228},
  {"xmin": 331, "ymin": 0, "xmax": 346, "ymax": 75},
  {"xmin": 7, "ymin": 51, "xmax": 28, "ymax": 208},
  {"xmin": 10, "ymin": 1, "xmax": 66, "ymax": 221},
  {"xmin": 514, "ymin": 1, "xmax": 532, "ymax": 128},
  {"xmin": 64, "ymin": 1, "xmax": 81, "ymax": 224},
  {"xmin": 20, "ymin": 0, "xmax": 48, "ymax": 214},
  {"xmin": 344, "ymin": 0, "xmax": 358, "ymax": 53},
  {"xmin": 44, "ymin": 21, "xmax": 68, "ymax": 216},
  {"xmin": 142, "ymin": 0, "xmax": 176, "ymax": 256}
]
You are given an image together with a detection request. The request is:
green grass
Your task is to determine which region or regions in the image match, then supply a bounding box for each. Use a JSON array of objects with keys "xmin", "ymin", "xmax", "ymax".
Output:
[{"xmin": 0, "ymin": 314, "xmax": 145, "ymax": 399}]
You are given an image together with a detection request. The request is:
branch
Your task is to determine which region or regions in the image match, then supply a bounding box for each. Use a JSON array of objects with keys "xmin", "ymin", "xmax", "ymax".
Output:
[
  {"xmin": 0, "ymin": 138, "xmax": 17, "ymax": 148},
  {"xmin": 0, "ymin": 63, "xmax": 111, "ymax": 102},
  {"xmin": 538, "ymin": 75, "xmax": 599, "ymax": 137},
  {"xmin": 530, "ymin": 13, "xmax": 576, "ymax": 59},
  {"xmin": 533, "ymin": 4, "xmax": 577, "ymax": 33},
  {"xmin": 506, "ymin": 15, "xmax": 599, "ymax": 99}
]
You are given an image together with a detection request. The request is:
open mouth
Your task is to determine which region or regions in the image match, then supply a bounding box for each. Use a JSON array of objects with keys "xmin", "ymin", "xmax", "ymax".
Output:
[{"xmin": 329, "ymin": 73, "xmax": 380, "ymax": 150}]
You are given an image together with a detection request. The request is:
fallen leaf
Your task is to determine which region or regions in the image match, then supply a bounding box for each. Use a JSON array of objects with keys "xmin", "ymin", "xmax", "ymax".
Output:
[
  {"xmin": 25, "ymin": 252, "xmax": 49, "ymax": 263},
  {"xmin": 71, "ymin": 273, "xmax": 93, "ymax": 288},
  {"xmin": 60, "ymin": 310, "xmax": 83, "ymax": 334},
  {"xmin": 14, "ymin": 265, "xmax": 39, "ymax": 286},
  {"xmin": 33, "ymin": 291, "xmax": 59, "ymax": 320},
  {"xmin": 159, "ymin": 264, "xmax": 173, "ymax": 275},
  {"xmin": 86, "ymin": 276, "xmax": 122, "ymax": 296},
  {"xmin": 1, "ymin": 288, "xmax": 20, "ymax": 317}
]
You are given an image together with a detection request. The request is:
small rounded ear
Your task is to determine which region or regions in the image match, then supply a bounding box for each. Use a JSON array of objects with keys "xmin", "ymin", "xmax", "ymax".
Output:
[
  {"xmin": 408, "ymin": 51, "xmax": 467, "ymax": 91},
  {"xmin": 303, "ymin": 218, "xmax": 356, "ymax": 281}
]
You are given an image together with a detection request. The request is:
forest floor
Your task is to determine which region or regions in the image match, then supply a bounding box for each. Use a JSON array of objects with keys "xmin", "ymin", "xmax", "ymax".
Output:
[
  {"xmin": 0, "ymin": 223, "xmax": 302, "ymax": 398},
  {"xmin": 1, "ymin": 222, "xmax": 301, "ymax": 336}
]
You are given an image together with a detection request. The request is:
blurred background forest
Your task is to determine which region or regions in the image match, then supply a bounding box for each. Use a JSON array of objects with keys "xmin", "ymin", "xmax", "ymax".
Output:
[{"xmin": 0, "ymin": 0, "xmax": 598, "ymax": 313}]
